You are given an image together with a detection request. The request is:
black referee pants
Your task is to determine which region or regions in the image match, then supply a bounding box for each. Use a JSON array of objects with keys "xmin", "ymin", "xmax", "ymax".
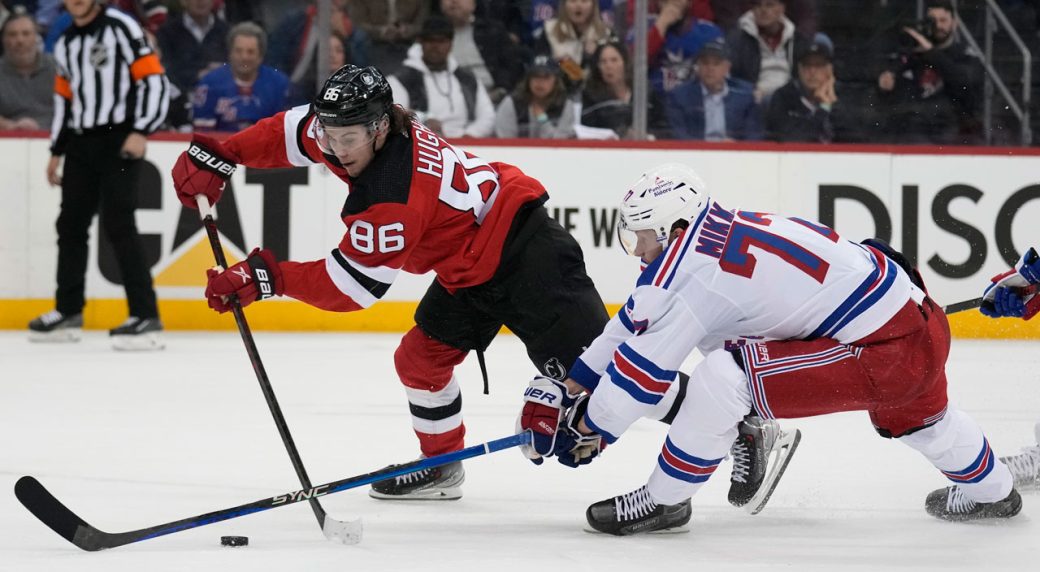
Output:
[{"xmin": 54, "ymin": 129, "xmax": 158, "ymax": 319}]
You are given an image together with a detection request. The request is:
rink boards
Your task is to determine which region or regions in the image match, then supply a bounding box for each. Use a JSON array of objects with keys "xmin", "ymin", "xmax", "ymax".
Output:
[{"xmin": 1, "ymin": 134, "xmax": 1038, "ymax": 338}]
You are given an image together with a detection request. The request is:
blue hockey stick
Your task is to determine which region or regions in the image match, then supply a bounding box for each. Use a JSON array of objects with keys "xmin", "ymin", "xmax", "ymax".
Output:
[{"xmin": 15, "ymin": 431, "xmax": 531, "ymax": 551}]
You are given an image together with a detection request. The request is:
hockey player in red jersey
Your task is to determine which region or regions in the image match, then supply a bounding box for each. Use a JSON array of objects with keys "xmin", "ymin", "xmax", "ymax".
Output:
[{"xmin": 172, "ymin": 65, "xmax": 612, "ymax": 500}]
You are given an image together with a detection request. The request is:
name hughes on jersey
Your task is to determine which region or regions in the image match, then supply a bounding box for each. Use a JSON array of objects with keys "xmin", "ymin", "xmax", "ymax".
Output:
[{"xmin": 414, "ymin": 122, "xmax": 445, "ymax": 178}]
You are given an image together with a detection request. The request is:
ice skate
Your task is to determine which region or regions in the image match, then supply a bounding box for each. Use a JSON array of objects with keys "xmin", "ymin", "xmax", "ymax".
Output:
[
  {"xmin": 369, "ymin": 460, "xmax": 464, "ymax": 500},
  {"xmin": 729, "ymin": 415, "xmax": 801, "ymax": 514},
  {"xmin": 998, "ymin": 422, "xmax": 1040, "ymax": 490},
  {"xmin": 109, "ymin": 317, "xmax": 165, "ymax": 351},
  {"xmin": 28, "ymin": 310, "xmax": 83, "ymax": 343},
  {"xmin": 585, "ymin": 485, "xmax": 692, "ymax": 536},
  {"xmin": 925, "ymin": 485, "xmax": 1022, "ymax": 522}
]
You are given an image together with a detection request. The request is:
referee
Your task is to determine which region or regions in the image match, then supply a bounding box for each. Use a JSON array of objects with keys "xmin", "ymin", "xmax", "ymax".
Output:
[{"xmin": 30, "ymin": 0, "xmax": 169, "ymax": 350}]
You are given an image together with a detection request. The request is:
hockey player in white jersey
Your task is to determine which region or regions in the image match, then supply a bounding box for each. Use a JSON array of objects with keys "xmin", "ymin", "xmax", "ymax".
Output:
[
  {"xmin": 539, "ymin": 163, "xmax": 1021, "ymax": 535},
  {"xmin": 979, "ymin": 246, "xmax": 1040, "ymax": 490}
]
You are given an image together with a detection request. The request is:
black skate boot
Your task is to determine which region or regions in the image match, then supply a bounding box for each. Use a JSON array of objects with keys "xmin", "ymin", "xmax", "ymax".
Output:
[
  {"xmin": 28, "ymin": 310, "xmax": 83, "ymax": 342},
  {"xmin": 369, "ymin": 460, "xmax": 464, "ymax": 500},
  {"xmin": 585, "ymin": 485, "xmax": 692, "ymax": 536},
  {"xmin": 728, "ymin": 415, "xmax": 801, "ymax": 514},
  {"xmin": 925, "ymin": 485, "xmax": 1022, "ymax": 522},
  {"xmin": 109, "ymin": 317, "xmax": 165, "ymax": 351}
]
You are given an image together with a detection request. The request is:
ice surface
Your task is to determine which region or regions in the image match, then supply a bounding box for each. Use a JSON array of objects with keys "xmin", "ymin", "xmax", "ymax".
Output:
[{"xmin": 1, "ymin": 332, "xmax": 1037, "ymax": 571}]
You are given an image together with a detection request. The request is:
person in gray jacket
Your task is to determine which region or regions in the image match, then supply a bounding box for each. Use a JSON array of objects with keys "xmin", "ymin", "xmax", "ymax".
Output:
[
  {"xmin": 724, "ymin": 0, "xmax": 810, "ymax": 103},
  {"xmin": 0, "ymin": 10, "xmax": 55, "ymax": 130},
  {"xmin": 494, "ymin": 55, "xmax": 575, "ymax": 139}
]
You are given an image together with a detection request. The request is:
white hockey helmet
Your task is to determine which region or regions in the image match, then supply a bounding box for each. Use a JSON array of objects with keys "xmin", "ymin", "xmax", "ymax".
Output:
[{"xmin": 616, "ymin": 163, "xmax": 709, "ymax": 256}]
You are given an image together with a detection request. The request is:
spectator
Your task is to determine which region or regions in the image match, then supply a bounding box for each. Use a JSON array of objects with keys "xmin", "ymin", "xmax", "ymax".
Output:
[
  {"xmin": 533, "ymin": 0, "xmax": 616, "ymax": 91},
  {"xmin": 526, "ymin": 0, "xmax": 617, "ymax": 45},
  {"xmin": 725, "ymin": 0, "xmax": 810, "ymax": 103},
  {"xmin": 580, "ymin": 40, "xmax": 670, "ymax": 139},
  {"xmin": 440, "ymin": 0, "xmax": 527, "ymax": 105},
  {"xmin": 290, "ymin": 31, "xmax": 349, "ymax": 106},
  {"xmin": 110, "ymin": 0, "xmax": 167, "ymax": 35},
  {"xmin": 494, "ymin": 54, "xmax": 575, "ymax": 139},
  {"xmin": 665, "ymin": 38, "xmax": 762, "ymax": 141},
  {"xmin": 0, "ymin": 10, "xmax": 54, "ymax": 130},
  {"xmin": 711, "ymin": 0, "xmax": 816, "ymax": 37},
  {"xmin": 193, "ymin": 22, "xmax": 290, "ymax": 132},
  {"xmin": 636, "ymin": 0, "xmax": 723, "ymax": 94},
  {"xmin": 156, "ymin": 0, "xmax": 228, "ymax": 96},
  {"xmin": 349, "ymin": 0, "xmax": 426, "ymax": 73},
  {"xmin": 875, "ymin": 0, "xmax": 983, "ymax": 145},
  {"xmin": 387, "ymin": 14, "xmax": 494, "ymax": 138},
  {"xmin": 766, "ymin": 39, "xmax": 864, "ymax": 143},
  {"xmin": 266, "ymin": 0, "xmax": 368, "ymax": 81}
]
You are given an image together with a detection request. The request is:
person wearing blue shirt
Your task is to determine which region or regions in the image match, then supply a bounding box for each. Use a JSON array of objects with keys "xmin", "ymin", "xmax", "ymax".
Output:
[
  {"xmin": 666, "ymin": 38, "xmax": 762, "ymax": 141},
  {"xmin": 193, "ymin": 22, "xmax": 289, "ymax": 132}
]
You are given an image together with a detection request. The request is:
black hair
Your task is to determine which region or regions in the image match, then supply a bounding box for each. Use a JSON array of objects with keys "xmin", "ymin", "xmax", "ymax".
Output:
[{"xmin": 585, "ymin": 40, "xmax": 632, "ymax": 101}]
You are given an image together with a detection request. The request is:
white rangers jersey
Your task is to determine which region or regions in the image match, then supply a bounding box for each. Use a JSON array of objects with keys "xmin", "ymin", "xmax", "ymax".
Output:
[{"xmin": 570, "ymin": 200, "xmax": 923, "ymax": 442}]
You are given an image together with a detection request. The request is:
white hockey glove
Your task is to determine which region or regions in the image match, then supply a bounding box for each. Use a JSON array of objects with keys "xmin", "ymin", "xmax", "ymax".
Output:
[
  {"xmin": 554, "ymin": 394, "xmax": 606, "ymax": 468},
  {"xmin": 516, "ymin": 376, "xmax": 581, "ymax": 465}
]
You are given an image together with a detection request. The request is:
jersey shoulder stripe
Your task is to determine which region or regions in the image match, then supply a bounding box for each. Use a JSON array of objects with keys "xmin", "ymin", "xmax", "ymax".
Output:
[
  {"xmin": 808, "ymin": 245, "xmax": 896, "ymax": 339},
  {"xmin": 648, "ymin": 203, "xmax": 710, "ymax": 290}
]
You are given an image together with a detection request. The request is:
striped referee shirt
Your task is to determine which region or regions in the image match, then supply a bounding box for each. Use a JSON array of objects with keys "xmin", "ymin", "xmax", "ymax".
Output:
[{"xmin": 50, "ymin": 6, "xmax": 169, "ymax": 155}]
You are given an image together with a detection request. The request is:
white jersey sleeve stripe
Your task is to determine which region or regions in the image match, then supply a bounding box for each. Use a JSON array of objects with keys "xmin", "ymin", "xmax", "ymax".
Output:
[
  {"xmin": 283, "ymin": 104, "xmax": 315, "ymax": 166},
  {"xmin": 324, "ymin": 250, "xmax": 398, "ymax": 309}
]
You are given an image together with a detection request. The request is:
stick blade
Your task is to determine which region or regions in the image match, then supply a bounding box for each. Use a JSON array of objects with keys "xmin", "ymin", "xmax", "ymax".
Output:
[
  {"xmin": 322, "ymin": 516, "xmax": 363, "ymax": 544},
  {"xmin": 15, "ymin": 476, "xmax": 101, "ymax": 551}
]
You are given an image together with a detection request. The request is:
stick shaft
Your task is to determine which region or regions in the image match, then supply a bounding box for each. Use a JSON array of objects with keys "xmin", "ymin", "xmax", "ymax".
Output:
[{"xmin": 195, "ymin": 195, "xmax": 326, "ymax": 529}]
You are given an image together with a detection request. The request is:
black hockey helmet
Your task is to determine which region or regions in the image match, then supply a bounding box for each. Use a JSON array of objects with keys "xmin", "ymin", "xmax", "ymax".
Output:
[{"xmin": 313, "ymin": 65, "xmax": 393, "ymax": 128}]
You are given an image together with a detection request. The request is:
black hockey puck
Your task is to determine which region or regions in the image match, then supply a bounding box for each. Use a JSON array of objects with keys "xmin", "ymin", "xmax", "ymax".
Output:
[{"xmin": 220, "ymin": 535, "xmax": 249, "ymax": 547}]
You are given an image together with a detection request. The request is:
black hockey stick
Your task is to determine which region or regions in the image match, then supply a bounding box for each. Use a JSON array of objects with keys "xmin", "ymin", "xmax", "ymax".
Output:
[
  {"xmin": 14, "ymin": 431, "xmax": 531, "ymax": 552},
  {"xmin": 942, "ymin": 284, "xmax": 1038, "ymax": 315},
  {"xmin": 943, "ymin": 297, "xmax": 982, "ymax": 314},
  {"xmin": 194, "ymin": 196, "xmax": 359, "ymax": 544}
]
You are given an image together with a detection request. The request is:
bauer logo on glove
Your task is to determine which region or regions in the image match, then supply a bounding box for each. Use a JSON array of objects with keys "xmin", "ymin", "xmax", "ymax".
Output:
[
  {"xmin": 516, "ymin": 376, "xmax": 581, "ymax": 465},
  {"xmin": 187, "ymin": 143, "xmax": 236, "ymax": 177}
]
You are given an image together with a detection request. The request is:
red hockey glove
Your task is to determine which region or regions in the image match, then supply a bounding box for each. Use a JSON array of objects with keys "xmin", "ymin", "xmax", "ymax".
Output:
[
  {"xmin": 205, "ymin": 248, "xmax": 283, "ymax": 313},
  {"xmin": 172, "ymin": 133, "xmax": 238, "ymax": 210},
  {"xmin": 515, "ymin": 376, "xmax": 581, "ymax": 465}
]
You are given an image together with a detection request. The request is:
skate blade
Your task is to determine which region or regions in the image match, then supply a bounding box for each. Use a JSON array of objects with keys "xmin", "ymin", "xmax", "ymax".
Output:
[
  {"xmin": 28, "ymin": 329, "xmax": 82, "ymax": 343},
  {"xmin": 582, "ymin": 525, "xmax": 690, "ymax": 535},
  {"xmin": 111, "ymin": 333, "xmax": 165, "ymax": 351},
  {"xmin": 368, "ymin": 487, "xmax": 462, "ymax": 501},
  {"xmin": 745, "ymin": 428, "xmax": 801, "ymax": 515}
]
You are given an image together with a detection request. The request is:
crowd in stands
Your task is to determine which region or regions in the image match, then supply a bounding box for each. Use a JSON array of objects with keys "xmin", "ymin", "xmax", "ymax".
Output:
[{"xmin": 0, "ymin": 0, "xmax": 1016, "ymax": 146}]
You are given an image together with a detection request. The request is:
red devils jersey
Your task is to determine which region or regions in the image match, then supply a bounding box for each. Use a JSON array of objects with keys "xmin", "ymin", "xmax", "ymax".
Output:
[{"xmin": 223, "ymin": 104, "xmax": 548, "ymax": 312}]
